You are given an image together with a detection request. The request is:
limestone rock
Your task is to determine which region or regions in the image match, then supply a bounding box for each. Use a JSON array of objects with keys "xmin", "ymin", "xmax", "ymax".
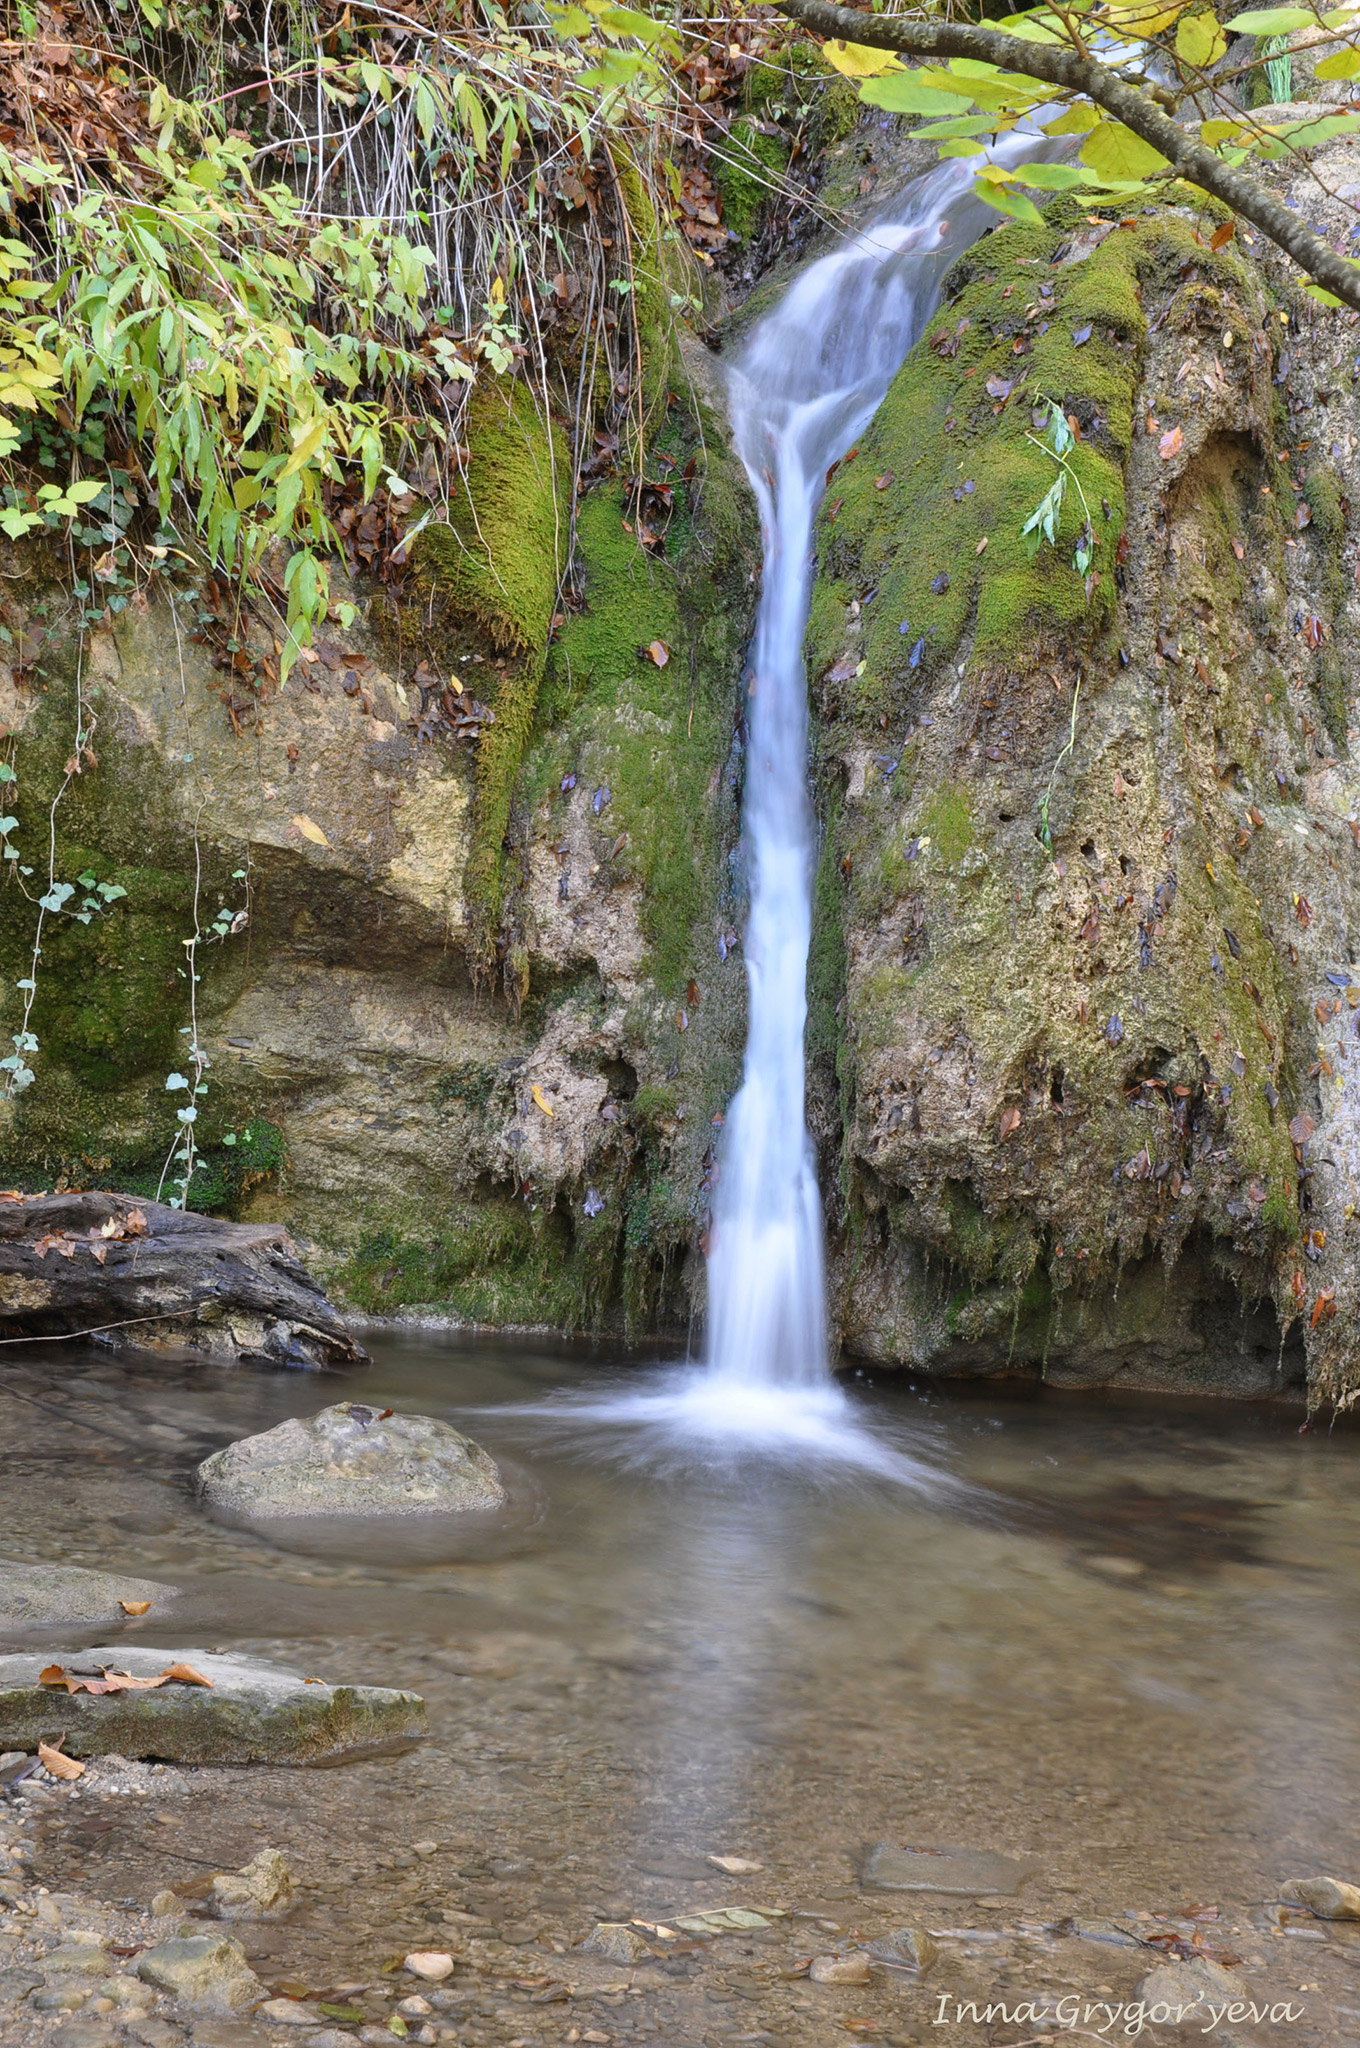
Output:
[
  {"xmin": 0, "ymin": 1565, "xmax": 173, "ymax": 1636},
  {"xmin": 254, "ymin": 1996, "xmax": 323, "ymax": 2024},
  {"xmin": 198, "ymin": 1846, "xmax": 294, "ymax": 1922},
  {"xmin": 0, "ymin": 1646, "xmax": 425, "ymax": 1765},
  {"xmin": 136, "ymin": 1932, "xmax": 262, "ymax": 2013},
  {"xmin": 403, "ymin": 1951, "xmax": 455, "ymax": 1982},
  {"xmin": 809, "ymin": 1952, "xmax": 872, "ymax": 1985},
  {"xmin": 1135, "ymin": 1956, "xmax": 1245, "ymax": 2017},
  {"xmin": 580, "ymin": 1923, "xmax": 649, "ymax": 1963},
  {"xmin": 195, "ymin": 1404, "xmax": 506, "ymax": 1518},
  {"xmin": 864, "ymin": 1926, "xmax": 937, "ymax": 1969},
  {"xmin": 40, "ymin": 1943, "xmax": 113, "ymax": 1978},
  {"xmin": 1279, "ymin": 1875, "xmax": 1360, "ymax": 1919}
]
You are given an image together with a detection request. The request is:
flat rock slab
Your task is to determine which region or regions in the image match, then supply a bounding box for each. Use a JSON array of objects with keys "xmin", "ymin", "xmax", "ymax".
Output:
[
  {"xmin": 0, "ymin": 1191, "xmax": 368, "ymax": 1370},
  {"xmin": 861, "ymin": 1843, "xmax": 1040, "ymax": 1895},
  {"xmin": 0, "ymin": 1565, "xmax": 175, "ymax": 1634},
  {"xmin": 0, "ymin": 1646, "xmax": 425, "ymax": 1765}
]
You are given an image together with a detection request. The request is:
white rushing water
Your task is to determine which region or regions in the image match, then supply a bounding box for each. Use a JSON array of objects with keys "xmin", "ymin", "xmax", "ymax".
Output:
[
  {"xmin": 502, "ymin": 137, "xmax": 1049, "ymax": 1475},
  {"xmin": 704, "ymin": 139, "xmax": 1047, "ymax": 1401}
]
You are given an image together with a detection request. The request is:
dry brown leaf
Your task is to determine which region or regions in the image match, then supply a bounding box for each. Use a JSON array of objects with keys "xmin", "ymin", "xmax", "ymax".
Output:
[
  {"xmin": 1158, "ymin": 424, "xmax": 1183, "ymax": 461},
  {"xmin": 38, "ymin": 1741, "xmax": 84, "ymax": 1781},
  {"xmin": 292, "ymin": 813, "xmax": 331, "ymax": 848},
  {"xmin": 530, "ymin": 1083, "xmax": 555, "ymax": 1118},
  {"xmin": 998, "ymin": 1104, "xmax": 1022, "ymax": 1140},
  {"xmin": 1209, "ymin": 221, "xmax": 1235, "ymax": 251},
  {"xmin": 645, "ymin": 639, "xmax": 669, "ymax": 667},
  {"xmin": 119, "ymin": 1600, "xmax": 152, "ymax": 1616}
]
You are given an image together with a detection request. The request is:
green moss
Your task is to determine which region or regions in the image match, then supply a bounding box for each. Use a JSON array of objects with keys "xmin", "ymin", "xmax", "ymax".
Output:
[
  {"xmin": 919, "ymin": 783, "xmax": 973, "ymax": 867},
  {"xmin": 412, "ymin": 377, "xmax": 568, "ymax": 970},
  {"xmin": 536, "ymin": 479, "xmax": 725, "ymax": 992},
  {"xmin": 745, "ymin": 41, "xmax": 860, "ymax": 144},
  {"xmin": 336, "ymin": 1192, "xmax": 618, "ymax": 1330},
  {"xmin": 715, "ymin": 118, "xmax": 790, "ymax": 243},
  {"xmin": 807, "ymin": 799, "xmax": 847, "ymax": 1071}
]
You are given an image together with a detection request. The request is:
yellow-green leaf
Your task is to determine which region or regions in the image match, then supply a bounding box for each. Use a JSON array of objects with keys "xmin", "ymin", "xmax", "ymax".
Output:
[
  {"xmin": 1043, "ymin": 102, "xmax": 1102, "ymax": 134},
  {"xmin": 1080, "ymin": 120, "xmax": 1170, "ymax": 179},
  {"xmin": 973, "ymin": 178, "xmax": 1045, "ymax": 224},
  {"xmin": 1102, "ymin": 0, "xmax": 1189, "ymax": 36},
  {"xmin": 1175, "ymin": 11, "xmax": 1228, "ymax": 64},
  {"xmin": 823, "ymin": 39, "xmax": 901, "ymax": 77},
  {"xmin": 859, "ymin": 71, "xmax": 965, "ymax": 114},
  {"xmin": 1314, "ymin": 43, "xmax": 1360, "ymax": 77},
  {"xmin": 1230, "ymin": 4, "xmax": 1313, "ymax": 29}
]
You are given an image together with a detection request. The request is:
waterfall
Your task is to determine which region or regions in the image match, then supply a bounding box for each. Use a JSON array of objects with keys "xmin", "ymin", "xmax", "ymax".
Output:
[{"xmin": 706, "ymin": 143, "xmax": 1047, "ymax": 1390}]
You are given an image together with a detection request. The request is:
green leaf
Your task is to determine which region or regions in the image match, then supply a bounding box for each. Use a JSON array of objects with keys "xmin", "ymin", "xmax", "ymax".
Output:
[
  {"xmin": 166, "ymin": 1072, "xmax": 189, "ymax": 1090},
  {"xmin": 974, "ymin": 178, "xmax": 1045, "ymax": 223},
  {"xmin": 1314, "ymin": 43, "xmax": 1360, "ymax": 76},
  {"xmin": 859, "ymin": 71, "xmax": 970, "ymax": 115},
  {"xmin": 1230, "ymin": 5, "xmax": 1313, "ymax": 28},
  {"xmin": 1175, "ymin": 10, "xmax": 1228, "ymax": 64},
  {"xmin": 1080, "ymin": 121, "xmax": 1169, "ymax": 179},
  {"xmin": 1020, "ymin": 162, "xmax": 1091, "ymax": 189}
]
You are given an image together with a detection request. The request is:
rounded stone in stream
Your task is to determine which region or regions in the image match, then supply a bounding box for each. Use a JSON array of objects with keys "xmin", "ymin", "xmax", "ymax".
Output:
[
  {"xmin": 0, "ymin": 1565, "xmax": 173, "ymax": 1634},
  {"xmin": 1279, "ymin": 1875, "xmax": 1360, "ymax": 1919},
  {"xmin": 195, "ymin": 1403, "xmax": 506, "ymax": 1518}
]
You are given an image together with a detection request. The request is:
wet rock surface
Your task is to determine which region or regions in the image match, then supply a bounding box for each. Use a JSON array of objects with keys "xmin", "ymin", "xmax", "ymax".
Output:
[
  {"xmin": 195, "ymin": 1405, "xmax": 506, "ymax": 1519},
  {"xmin": 0, "ymin": 1569, "xmax": 174, "ymax": 1636},
  {"xmin": 0, "ymin": 1649, "xmax": 426, "ymax": 1765}
]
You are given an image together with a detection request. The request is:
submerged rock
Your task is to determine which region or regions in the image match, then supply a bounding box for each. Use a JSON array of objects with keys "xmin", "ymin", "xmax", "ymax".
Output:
[
  {"xmin": 861, "ymin": 1842, "xmax": 1038, "ymax": 1895},
  {"xmin": 809, "ymin": 1952, "xmax": 871, "ymax": 1985},
  {"xmin": 0, "ymin": 1565, "xmax": 173, "ymax": 1636},
  {"xmin": 136, "ymin": 1932, "xmax": 261, "ymax": 2013},
  {"xmin": 205, "ymin": 1846, "xmax": 294, "ymax": 1921},
  {"xmin": 1135, "ymin": 1956, "xmax": 1245, "ymax": 2016},
  {"xmin": 0, "ymin": 1646, "xmax": 425, "ymax": 1764},
  {"xmin": 1279, "ymin": 1875, "xmax": 1360, "ymax": 1919},
  {"xmin": 580, "ymin": 1922, "xmax": 649, "ymax": 1963},
  {"xmin": 864, "ymin": 1926, "xmax": 937, "ymax": 1969},
  {"xmin": 195, "ymin": 1403, "xmax": 507, "ymax": 1518}
]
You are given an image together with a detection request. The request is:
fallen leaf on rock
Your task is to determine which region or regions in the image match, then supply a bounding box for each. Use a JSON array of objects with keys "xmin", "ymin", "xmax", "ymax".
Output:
[
  {"xmin": 292, "ymin": 814, "xmax": 331, "ymax": 848},
  {"xmin": 1210, "ymin": 221, "xmax": 1235, "ymax": 251},
  {"xmin": 706, "ymin": 1855, "xmax": 764, "ymax": 1874},
  {"xmin": 119, "ymin": 1600, "xmax": 152, "ymax": 1616},
  {"xmin": 38, "ymin": 1662, "xmax": 212, "ymax": 1696},
  {"xmin": 530, "ymin": 1084, "xmax": 555, "ymax": 1119},
  {"xmin": 1158, "ymin": 425, "xmax": 1183, "ymax": 461},
  {"xmin": 874, "ymin": 471, "xmax": 894, "ymax": 490},
  {"xmin": 998, "ymin": 1105, "xmax": 1022, "ymax": 1140},
  {"xmin": 38, "ymin": 1740, "xmax": 84, "ymax": 1781},
  {"xmin": 1289, "ymin": 1112, "xmax": 1315, "ymax": 1147},
  {"xmin": 645, "ymin": 640, "xmax": 669, "ymax": 667}
]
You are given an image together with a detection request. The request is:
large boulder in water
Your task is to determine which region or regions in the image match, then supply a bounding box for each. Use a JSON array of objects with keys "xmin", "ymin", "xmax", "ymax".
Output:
[{"xmin": 195, "ymin": 1402, "xmax": 507, "ymax": 1517}]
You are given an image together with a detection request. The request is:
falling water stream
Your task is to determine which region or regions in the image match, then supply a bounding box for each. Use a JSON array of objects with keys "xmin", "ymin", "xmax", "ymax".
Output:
[{"xmin": 500, "ymin": 139, "xmax": 1062, "ymax": 1470}]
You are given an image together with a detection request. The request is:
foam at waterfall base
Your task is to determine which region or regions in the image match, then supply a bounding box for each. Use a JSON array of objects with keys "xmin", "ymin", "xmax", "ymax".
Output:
[{"xmin": 486, "ymin": 1364, "xmax": 968, "ymax": 1490}]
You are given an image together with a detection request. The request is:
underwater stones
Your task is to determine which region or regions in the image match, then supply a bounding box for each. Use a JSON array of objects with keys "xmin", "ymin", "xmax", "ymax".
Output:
[
  {"xmin": 1134, "ymin": 1955, "xmax": 1246, "ymax": 2016},
  {"xmin": 0, "ymin": 1647, "xmax": 426, "ymax": 1765},
  {"xmin": 204, "ymin": 1847, "xmax": 294, "ymax": 1921},
  {"xmin": 1279, "ymin": 1875, "xmax": 1360, "ymax": 1919},
  {"xmin": 135, "ymin": 1932, "xmax": 262, "ymax": 2013},
  {"xmin": 0, "ymin": 1565, "xmax": 173, "ymax": 1637},
  {"xmin": 194, "ymin": 1403, "xmax": 507, "ymax": 1519},
  {"xmin": 864, "ymin": 1926, "xmax": 938, "ymax": 1969},
  {"xmin": 861, "ymin": 1843, "xmax": 1039, "ymax": 1896},
  {"xmin": 809, "ymin": 1952, "xmax": 872, "ymax": 1985},
  {"xmin": 580, "ymin": 1923, "xmax": 650, "ymax": 1963},
  {"xmin": 403, "ymin": 1952, "xmax": 455, "ymax": 1983}
]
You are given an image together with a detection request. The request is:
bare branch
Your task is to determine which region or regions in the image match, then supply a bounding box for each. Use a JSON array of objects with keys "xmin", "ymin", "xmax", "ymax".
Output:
[{"xmin": 774, "ymin": 0, "xmax": 1360, "ymax": 312}]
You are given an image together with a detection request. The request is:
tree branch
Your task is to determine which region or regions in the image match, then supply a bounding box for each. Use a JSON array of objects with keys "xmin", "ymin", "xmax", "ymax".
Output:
[{"xmin": 774, "ymin": 0, "xmax": 1360, "ymax": 313}]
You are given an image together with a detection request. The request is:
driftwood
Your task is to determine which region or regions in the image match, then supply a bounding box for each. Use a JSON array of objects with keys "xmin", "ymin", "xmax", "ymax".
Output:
[{"xmin": 0, "ymin": 1191, "xmax": 369, "ymax": 1368}]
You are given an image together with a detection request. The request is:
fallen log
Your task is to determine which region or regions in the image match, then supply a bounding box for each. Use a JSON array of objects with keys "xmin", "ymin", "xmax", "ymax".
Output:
[{"xmin": 0, "ymin": 1191, "xmax": 369, "ymax": 1369}]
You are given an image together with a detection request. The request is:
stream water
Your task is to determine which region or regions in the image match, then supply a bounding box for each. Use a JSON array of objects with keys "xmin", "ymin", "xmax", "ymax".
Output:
[{"xmin": 4, "ymin": 1337, "xmax": 1360, "ymax": 2048}]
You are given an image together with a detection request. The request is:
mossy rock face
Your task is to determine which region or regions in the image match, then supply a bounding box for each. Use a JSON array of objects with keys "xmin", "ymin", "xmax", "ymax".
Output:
[{"xmin": 812, "ymin": 192, "xmax": 1358, "ymax": 1397}]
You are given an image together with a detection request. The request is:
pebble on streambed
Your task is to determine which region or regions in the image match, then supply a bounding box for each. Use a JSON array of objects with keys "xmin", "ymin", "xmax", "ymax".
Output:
[{"xmin": 194, "ymin": 1403, "xmax": 507, "ymax": 1518}]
